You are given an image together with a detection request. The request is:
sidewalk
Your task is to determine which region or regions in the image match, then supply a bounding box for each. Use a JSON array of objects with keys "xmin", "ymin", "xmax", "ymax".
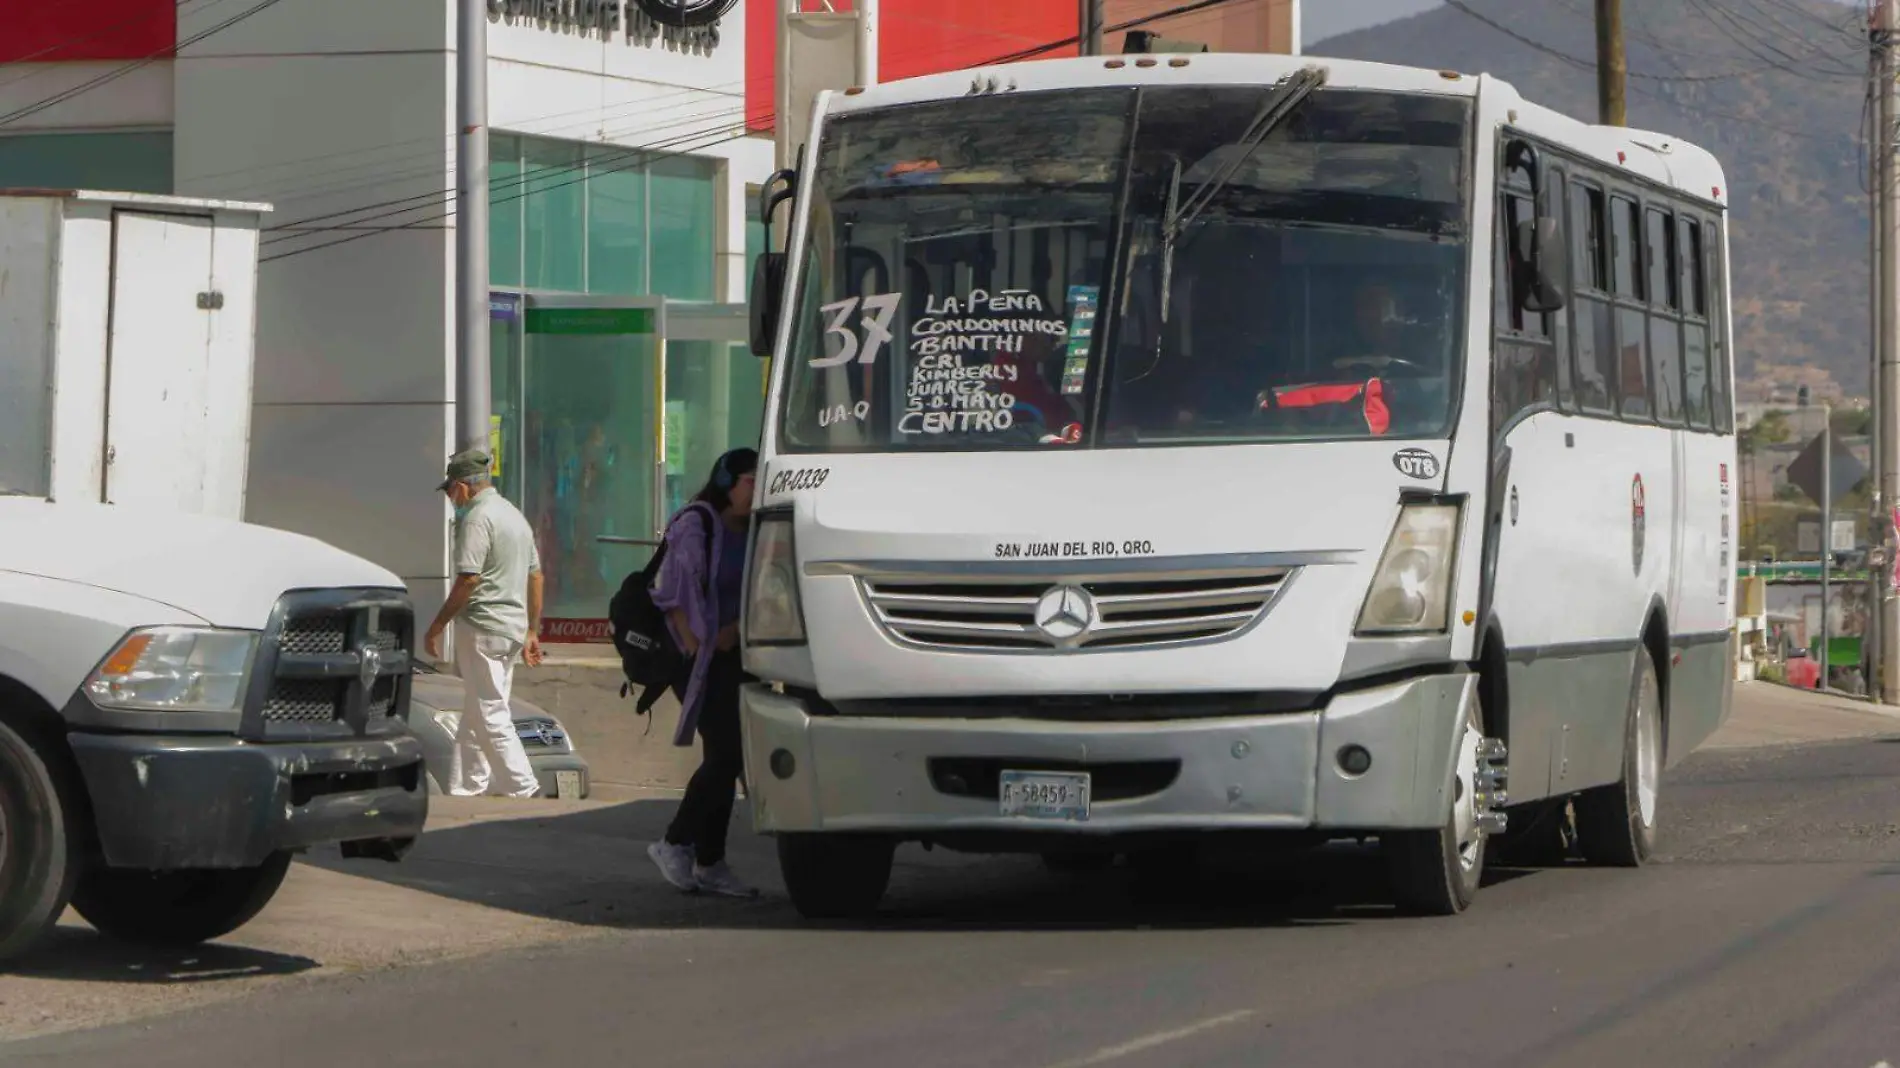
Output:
[
  {"xmin": 5, "ymin": 679, "xmax": 1897, "ymax": 1041},
  {"xmin": 1703, "ymin": 680, "xmax": 1900, "ymax": 750}
]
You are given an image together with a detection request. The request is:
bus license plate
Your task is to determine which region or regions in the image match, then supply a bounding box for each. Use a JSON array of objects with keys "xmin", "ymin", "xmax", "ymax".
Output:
[{"xmin": 999, "ymin": 770, "xmax": 1091, "ymax": 822}]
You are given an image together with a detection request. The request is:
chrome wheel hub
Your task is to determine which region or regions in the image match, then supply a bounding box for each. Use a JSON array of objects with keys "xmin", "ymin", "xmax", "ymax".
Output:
[
  {"xmin": 1635, "ymin": 668, "xmax": 1662, "ymax": 828},
  {"xmin": 1453, "ymin": 712, "xmax": 1511, "ymax": 872}
]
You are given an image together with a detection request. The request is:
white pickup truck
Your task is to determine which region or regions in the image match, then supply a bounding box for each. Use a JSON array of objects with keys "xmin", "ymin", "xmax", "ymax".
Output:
[{"xmin": 0, "ymin": 497, "xmax": 428, "ymax": 960}]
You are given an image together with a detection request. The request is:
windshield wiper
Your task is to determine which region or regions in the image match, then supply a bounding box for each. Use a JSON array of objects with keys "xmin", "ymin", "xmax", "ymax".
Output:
[{"xmin": 1159, "ymin": 64, "xmax": 1328, "ymax": 322}]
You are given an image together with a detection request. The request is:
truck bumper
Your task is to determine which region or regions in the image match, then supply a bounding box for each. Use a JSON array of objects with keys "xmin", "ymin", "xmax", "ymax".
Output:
[
  {"xmin": 68, "ymin": 732, "xmax": 429, "ymax": 870},
  {"xmin": 740, "ymin": 670, "xmax": 1476, "ymax": 837}
]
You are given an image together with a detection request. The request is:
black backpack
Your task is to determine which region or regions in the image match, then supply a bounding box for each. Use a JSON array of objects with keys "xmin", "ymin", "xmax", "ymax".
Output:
[{"xmin": 608, "ymin": 505, "xmax": 713, "ymax": 723}]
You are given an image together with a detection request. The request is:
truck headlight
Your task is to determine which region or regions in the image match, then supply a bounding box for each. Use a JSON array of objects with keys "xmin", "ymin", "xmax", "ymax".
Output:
[
  {"xmin": 746, "ymin": 513, "xmax": 807, "ymax": 645},
  {"xmin": 85, "ymin": 627, "xmax": 258, "ymax": 713},
  {"xmin": 1355, "ymin": 502, "xmax": 1461, "ymax": 635}
]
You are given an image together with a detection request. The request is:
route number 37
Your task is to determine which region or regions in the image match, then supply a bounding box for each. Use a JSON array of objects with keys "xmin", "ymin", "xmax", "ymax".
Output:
[{"xmin": 811, "ymin": 294, "xmax": 902, "ymax": 368}]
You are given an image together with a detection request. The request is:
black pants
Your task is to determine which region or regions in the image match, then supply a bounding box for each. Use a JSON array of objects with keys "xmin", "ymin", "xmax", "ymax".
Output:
[{"xmin": 665, "ymin": 650, "xmax": 745, "ymax": 867}]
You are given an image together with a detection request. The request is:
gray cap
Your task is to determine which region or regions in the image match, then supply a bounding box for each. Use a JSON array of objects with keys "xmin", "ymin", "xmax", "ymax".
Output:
[{"xmin": 437, "ymin": 449, "xmax": 492, "ymax": 491}]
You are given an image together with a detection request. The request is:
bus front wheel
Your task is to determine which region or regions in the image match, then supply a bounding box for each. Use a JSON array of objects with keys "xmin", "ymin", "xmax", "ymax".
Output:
[
  {"xmin": 778, "ymin": 833, "xmax": 895, "ymax": 920},
  {"xmin": 1577, "ymin": 645, "xmax": 1663, "ymax": 867},
  {"xmin": 1384, "ymin": 693, "xmax": 1492, "ymax": 916}
]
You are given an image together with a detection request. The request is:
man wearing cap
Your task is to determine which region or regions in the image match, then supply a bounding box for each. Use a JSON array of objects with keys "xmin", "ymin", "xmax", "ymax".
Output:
[{"xmin": 423, "ymin": 448, "xmax": 546, "ymax": 799}]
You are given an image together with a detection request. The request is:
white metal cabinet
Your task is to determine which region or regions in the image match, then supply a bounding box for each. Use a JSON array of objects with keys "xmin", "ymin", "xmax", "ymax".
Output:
[{"xmin": 0, "ymin": 190, "xmax": 269, "ymax": 520}]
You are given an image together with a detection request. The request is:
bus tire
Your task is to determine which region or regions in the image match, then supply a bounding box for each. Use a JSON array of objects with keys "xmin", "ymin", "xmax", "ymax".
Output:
[
  {"xmin": 73, "ymin": 851, "xmax": 292, "ymax": 948},
  {"xmin": 1384, "ymin": 695, "xmax": 1488, "ymax": 916},
  {"xmin": 1576, "ymin": 645, "xmax": 1663, "ymax": 867},
  {"xmin": 0, "ymin": 717, "xmax": 81, "ymax": 962},
  {"xmin": 778, "ymin": 834, "xmax": 894, "ymax": 920}
]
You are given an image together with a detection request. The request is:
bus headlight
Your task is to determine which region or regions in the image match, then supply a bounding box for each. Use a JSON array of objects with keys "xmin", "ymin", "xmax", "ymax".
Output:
[
  {"xmin": 84, "ymin": 627, "xmax": 258, "ymax": 713},
  {"xmin": 746, "ymin": 514, "xmax": 808, "ymax": 645},
  {"xmin": 1355, "ymin": 502, "xmax": 1461, "ymax": 635}
]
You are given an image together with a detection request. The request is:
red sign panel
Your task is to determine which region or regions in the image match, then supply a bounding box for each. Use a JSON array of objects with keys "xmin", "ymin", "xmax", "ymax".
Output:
[
  {"xmin": 0, "ymin": 0, "xmax": 176, "ymax": 63},
  {"xmin": 746, "ymin": 0, "xmax": 1078, "ymax": 133}
]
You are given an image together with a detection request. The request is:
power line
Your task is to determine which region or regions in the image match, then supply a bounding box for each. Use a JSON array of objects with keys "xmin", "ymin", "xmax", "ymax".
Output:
[
  {"xmin": 0, "ymin": 0, "xmax": 294, "ymax": 128},
  {"xmin": 258, "ymin": 103, "xmax": 744, "ymax": 243},
  {"xmin": 260, "ymin": 119, "xmax": 760, "ymax": 265},
  {"xmin": 1442, "ymin": 0, "xmax": 1801, "ymax": 83}
]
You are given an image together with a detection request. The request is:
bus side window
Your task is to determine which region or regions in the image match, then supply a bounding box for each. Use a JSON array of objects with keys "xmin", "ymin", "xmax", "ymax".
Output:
[
  {"xmin": 1645, "ymin": 206, "xmax": 1685, "ymax": 426},
  {"xmin": 1492, "ymin": 186, "xmax": 1559, "ymax": 433},
  {"xmin": 1569, "ymin": 181, "xmax": 1616, "ymax": 415},
  {"xmin": 1679, "ymin": 215, "xmax": 1714, "ymax": 430},
  {"xmin": 1610, "ymin": 194, "xmax": 1652, "ymax": 421}
]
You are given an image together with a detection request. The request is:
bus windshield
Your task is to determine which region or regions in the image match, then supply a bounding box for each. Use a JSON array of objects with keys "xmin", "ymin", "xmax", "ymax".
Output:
[{"xmin": 776, "ymin": 84, "xmax": 1473, "ymax": 453}]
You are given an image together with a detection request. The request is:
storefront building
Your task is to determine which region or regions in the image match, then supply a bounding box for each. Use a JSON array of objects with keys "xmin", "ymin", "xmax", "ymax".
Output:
[{"xmin": 0, "ymin": 0, "xmax": 1291, "ymax": 638}]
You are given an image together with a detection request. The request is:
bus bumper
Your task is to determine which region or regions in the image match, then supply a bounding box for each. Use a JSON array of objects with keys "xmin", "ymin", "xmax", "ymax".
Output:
[{"xmin": 739, "ymin": 669, "xmax": 1477, "ymax": 837}]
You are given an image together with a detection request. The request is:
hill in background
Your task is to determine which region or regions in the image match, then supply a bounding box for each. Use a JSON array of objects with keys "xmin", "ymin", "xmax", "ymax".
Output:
[{"xmin": 1315, "ymin": 0, "xmax": 1872, "ymax": 400}]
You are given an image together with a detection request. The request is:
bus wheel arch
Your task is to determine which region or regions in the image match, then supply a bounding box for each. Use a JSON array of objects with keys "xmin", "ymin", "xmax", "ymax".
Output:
[
  {"xmin": 1574, "ymin": 609, "xmax": 1668, "ymax": 867},
  {"xmin": 1641, "ymin": 603, "xmax": 1672, "ymax": 763}
]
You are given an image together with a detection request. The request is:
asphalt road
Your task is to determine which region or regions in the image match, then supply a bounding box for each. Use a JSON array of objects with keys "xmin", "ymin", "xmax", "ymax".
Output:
[{"xmin": 10, "ymin": 735, "xmax": 1900, "ymax": 1068}]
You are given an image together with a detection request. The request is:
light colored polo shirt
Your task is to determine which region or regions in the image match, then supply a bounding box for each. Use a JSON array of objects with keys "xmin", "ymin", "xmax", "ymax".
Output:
[{"xmin": 454, "ymin": 487, "xmax": 541, "ymax": 644}]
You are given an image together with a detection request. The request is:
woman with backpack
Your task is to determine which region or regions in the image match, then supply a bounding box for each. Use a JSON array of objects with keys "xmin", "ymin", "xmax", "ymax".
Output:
[{"xmin": 645, "ymin": 447, "xmax": 761, "ymax": 899}]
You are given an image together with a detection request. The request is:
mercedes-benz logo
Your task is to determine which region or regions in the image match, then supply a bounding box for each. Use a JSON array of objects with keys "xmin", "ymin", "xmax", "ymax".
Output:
[{"xmin": 1033, "ymin": 585, "xmax": 1098, "ymax": 645}]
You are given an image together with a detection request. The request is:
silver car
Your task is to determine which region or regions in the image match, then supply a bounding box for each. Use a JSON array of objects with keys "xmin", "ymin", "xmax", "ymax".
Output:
[{"xmin": 408, "ymin": 662, "xmax": 592, "ymax": 799}]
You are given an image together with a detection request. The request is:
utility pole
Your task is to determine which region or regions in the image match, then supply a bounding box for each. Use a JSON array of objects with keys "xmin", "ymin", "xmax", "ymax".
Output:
[
  {"xmin": 1080, "ymin": 0, "xmax": 1104, "ymax": 56},
  {"xmin": 1878, "ymin": 0, "xmax": 1900, "ymax": 704},
  {"xmin": 455, "ymin": 0, "xmax": 492, "ymax": 455},
  {"xmin": 1595, "ymin": 0, "xmax": 1626, "ymax": 126},
  {"xmin": 1822, "ymin": 402, "xmax": 1834, "ymax": 689}
]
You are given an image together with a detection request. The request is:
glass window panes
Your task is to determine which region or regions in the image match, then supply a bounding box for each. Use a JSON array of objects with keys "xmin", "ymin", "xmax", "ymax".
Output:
[
  {"xmin": 490, "ymin": 134, "xmax": 524, "ymax": 287},
  {"xmin": 650, "ymin": 155, "xmax": 717, "ymax": 302},
  {"xmin": 0, "ymin": 131, "xmax": 172, "ymax": 194},
  {"xmin": 586, "ymin": 155, "xmax": 647, "ymax": 296},
  {"xmin": 1574, "ymin": 297, "xmax": 1615, "ymax": 414},
  {"xmin": 1646, "ymin": 207, "xmax": 1678, "ymax": 310},
  {"xmin": 1679, "ymin": 216, "xmax": 1705, "ymax": 318},
  {"xmin": 522, "ymin": 139, "xmax": 585, "ymax": 292},
  {"xmin": 1611, "ymin": 195, "xmax": 1642, "ymax": 300},
  {"xmin": 1571, "ymin": 183, "xmax": 1608, "ymax": 292}
]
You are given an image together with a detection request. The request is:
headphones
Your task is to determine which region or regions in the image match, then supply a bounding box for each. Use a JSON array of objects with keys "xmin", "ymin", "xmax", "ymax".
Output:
[{"xmin": 712, "ymin": 448, "xmax": 756, "ymax": 492}]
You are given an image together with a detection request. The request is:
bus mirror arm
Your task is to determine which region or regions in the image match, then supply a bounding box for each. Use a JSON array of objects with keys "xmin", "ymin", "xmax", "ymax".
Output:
[{"xmin": 759, "ymin": 169, "xmax": 797, "ymax": 237}]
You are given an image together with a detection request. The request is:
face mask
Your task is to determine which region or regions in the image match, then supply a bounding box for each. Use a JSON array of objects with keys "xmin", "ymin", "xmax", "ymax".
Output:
[{"xmin": 453, "ymin": 500, "xmax": 473, "ymax": 521}]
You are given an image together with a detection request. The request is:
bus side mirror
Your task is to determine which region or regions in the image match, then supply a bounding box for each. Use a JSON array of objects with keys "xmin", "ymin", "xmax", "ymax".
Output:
[
  {"xmin": 750, "ymin": 168, "xmax": 798, "ymax": 359},
  {"xmin": 1514, "ymin": 216, "xmax": 1569, "ymax": 314},
  {"xmin": 750, "ymin": 253, "xmax": 786, "ymax": 359}
]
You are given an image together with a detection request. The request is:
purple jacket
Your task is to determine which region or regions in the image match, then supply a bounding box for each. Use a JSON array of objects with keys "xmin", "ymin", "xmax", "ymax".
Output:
[{"xmin": 649, "ymin": 501, "xmax": 725, "ymax": 746}]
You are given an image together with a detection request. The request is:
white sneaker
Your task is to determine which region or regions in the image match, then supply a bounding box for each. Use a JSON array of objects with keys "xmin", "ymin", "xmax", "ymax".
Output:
[
  {"xmin": 692, "ymin": 861, "xmax": 760, "ymax": 899},
  {"xmin": 647, "ymin": 841, "xmax": 698, "ymax": 892}
]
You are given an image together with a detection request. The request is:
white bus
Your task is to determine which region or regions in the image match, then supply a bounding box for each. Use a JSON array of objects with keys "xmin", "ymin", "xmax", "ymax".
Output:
[{"xmin": 738, "ymin": 51, "xmax": 1738, "ymax": 917}]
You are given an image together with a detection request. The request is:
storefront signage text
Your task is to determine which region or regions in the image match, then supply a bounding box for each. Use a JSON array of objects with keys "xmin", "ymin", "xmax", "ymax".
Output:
[{"xmin": 488, "ymin": 0, "xmax": 722, "ymax": 57}]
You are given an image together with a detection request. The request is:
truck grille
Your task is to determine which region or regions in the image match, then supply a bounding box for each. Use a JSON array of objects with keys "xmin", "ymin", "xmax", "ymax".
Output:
[
  {"xmin": 247, "ymin": 590, "xmax": 414, "ymax": 737},
  {"xmin": 861, "ymin": 569, "xmax": 1295, "ymax": 652}
]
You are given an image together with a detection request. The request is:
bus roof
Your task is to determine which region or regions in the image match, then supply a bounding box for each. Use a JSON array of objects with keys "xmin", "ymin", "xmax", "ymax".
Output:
[{"xmin": 822, "ymin": 51, "xmax": 1727, "ymax": 211}]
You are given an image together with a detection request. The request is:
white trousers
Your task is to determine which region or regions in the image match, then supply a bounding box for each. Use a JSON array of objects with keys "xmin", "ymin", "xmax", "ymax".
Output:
[{"xmin": 449, "ymin": 625, "xmax": 543, "ymax": 798}]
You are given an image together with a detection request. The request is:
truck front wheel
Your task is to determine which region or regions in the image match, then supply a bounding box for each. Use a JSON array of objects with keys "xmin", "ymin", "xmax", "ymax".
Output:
[
  {"xmin": 778, "ymin": 834, "xmax": 894, "ymax": 920},
  {"xmin": 0, "ymin": 718, "xmax": 82, "ymax": 962},
  {"xmin": 73, "ymin": 851, "xmax": 293, "ymax": 947}
]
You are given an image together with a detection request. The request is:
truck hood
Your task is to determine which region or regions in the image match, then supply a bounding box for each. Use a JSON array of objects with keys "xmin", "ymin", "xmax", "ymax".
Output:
[
  {"xmin": 767, "ymin": 439, "xmax": 1450, "ymax": 562},
  {"xmin": 0, "ymin": 499, "xmax": 405, "ymax": 629}
]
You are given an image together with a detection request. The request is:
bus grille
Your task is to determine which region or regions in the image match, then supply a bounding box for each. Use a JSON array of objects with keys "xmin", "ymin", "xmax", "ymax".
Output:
[{"xmin": 860, "ymin": 569, "xmax": 1295, "ymax": 652}]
